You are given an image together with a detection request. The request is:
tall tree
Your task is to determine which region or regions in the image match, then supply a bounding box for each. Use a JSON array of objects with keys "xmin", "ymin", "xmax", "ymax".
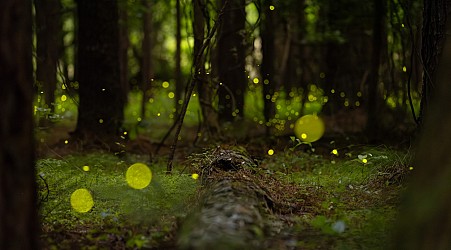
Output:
[
  {"xmin": 418, "ymin": 0, "xmax": 449, "ymax": 125},
  {"xmin": 366, "ymin": 0, "xmax": 386, "ymax": 139},
  {"xmin": 217, "ymin": 0, "xmax": 246, "ymax": 122},
  {"xmin": 320, "ymin": 0, "xmax": 373, "ymax": 115},
  {"xmin": 119, "ymin": 1, "xmax": 130, "ymax": 111},
  {"xmin": 35, "ymin": 0, "xmax": 62, "ymax": 114},
  {"xmin": 0, "ymin": 0, "xmax": 39, "ymax": 248},
  {"xmin": 393, "ymin": 1, "xmax": 451, "ymax": 248},
  {"xmin": 194, "ymin": 0, "xmax": 219, "ymax": 135},
  {"xmin": 73, "ymin": 0, "xmax": 125, "ymax": 140},
  {"xmin": 175, "ymin": 0, "xmax": 183, "ymax": 110},
  {"xmin": 260, "ymin": 0, "xmax": 276, "ymax": 129},
  {"xmin": 140, "ymin": 0, "xmax": 153, "ymax": 119}
]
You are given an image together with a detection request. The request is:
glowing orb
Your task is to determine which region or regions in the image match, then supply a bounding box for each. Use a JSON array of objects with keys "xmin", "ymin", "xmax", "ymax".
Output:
[
  {"xmin": 294, "ymin": 115, "xmax": 325, "ymax": 143},
  {"xmin": 126, "ymin": 163, "xmax": 152, "ymax": 189},
  {"xmin": 70, "ymin": 188, "xmax": 94, "ymax": 213},
  {"xmin": 192, "ymin": 173, "xmax": 199, "ymax": 180},
  {"xmin": 331, "ymin": 149, "xmax": 338, "ymax": 155},
  {"xmin": 268, "ymin": 149, "xmax": 274, "ymax": 156},
  {"xmin": 82, "ymin": 165, "xmax": 90, "ymax": 171}
]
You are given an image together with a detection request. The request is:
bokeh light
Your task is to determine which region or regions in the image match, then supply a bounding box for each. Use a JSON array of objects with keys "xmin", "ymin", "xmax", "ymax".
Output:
[
  {"xmin": 82, "ymin": 165, "xmax": 90, "ymax": 171},
  {"xmin": 192, "ymin": 173, "xmax": 199, "ymax": 180},
  {"xmin": 126, "ymin": 163, "xmax": 152, "ymax": 189},
  {"xmin": 294, "ymin": 114, "xmax": 325, "ymax": 143},
  {"xmin": 268, "ymin": 149, "xmax": 274, "ymax": 155},
  {"xmin": 70, "ymin": 188, "xmax": 94, "ymax": 213}
]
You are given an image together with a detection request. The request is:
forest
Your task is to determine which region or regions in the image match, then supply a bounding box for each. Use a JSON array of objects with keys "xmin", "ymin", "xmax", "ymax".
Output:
[{"xmin": 1, "ymin": 0, "xmax": 451, "ymax": 249}]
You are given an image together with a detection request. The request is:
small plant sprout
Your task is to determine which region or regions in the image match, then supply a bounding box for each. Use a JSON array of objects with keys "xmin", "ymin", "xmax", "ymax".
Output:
[
  {"xmin": 126, "ymin": 163, "xmax": 152, "ymax": 189},
  {"xmin": 268, "ymin": 149, "xmax": 275, "ymax": 156},
  {"xmin": 70, "ymin": 188, "xmax": 94, "ymax": 213},
  {"xmin": 82, "ymin": 165, "xmax": 90, "ymax": 172},
  {"xmin": 358, "ymin": 154, "xmax": 370, "ymax": 164},
  {"xmin": 191, "ymin": 173, "xmax": 199, "ymax": 180}
]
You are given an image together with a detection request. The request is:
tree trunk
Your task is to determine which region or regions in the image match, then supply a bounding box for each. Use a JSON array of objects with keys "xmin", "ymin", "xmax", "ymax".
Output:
[
  {"xmin": 393, "ymin": 2, "xmax": 451, "ymax": 248},
  {"xmin": 366, "ymin": 0, "xmax": 386, "ymax": 139},
  {"xmin": 217, "ymin": 0, "xmax": 246, "ymax": 122},
  {"xmin": 119, "ymin": 1, "xmax": 129, "ymax": 112},
  {"xmin": 141, "ymin": 0, "xmax": 153, "ymax": 119},
  {"xmin": 418, "ymin": 0, "xmax": 449, "ymax": 125},
  {"xmin": 74, "ymin": 0, "xmax": 124, "ymax": 140},
  {"xmin": 0, "ymin": 0, "xmax": 39, "ymax": 248},
  {"xmin": 285, "ymin": 0, "xmax": 306, "ymax": 95},
  {"xmin": 261, "ymin": 0, "xmax": 276, "ymax": 129},
  {"xmin": 194, "ymin": 0, "xmax": 219, "ymax": 136},
  {"xmin": 175, "ymin": 0, "xmax": 183, "ymax": 111},
  {"xmin": 35, "ymin": 0, "xmax": 62, "ymax": 114},
  {"xmin": 320, "ymin": 0, "xmax": 372, "ymax": 116}
]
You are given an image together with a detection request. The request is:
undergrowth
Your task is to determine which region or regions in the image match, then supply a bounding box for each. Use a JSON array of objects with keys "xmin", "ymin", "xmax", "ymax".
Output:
[
  {"xmin": 259, "ymin": 145, "xmax": 411, "ymax": 249},
  {"xmin": 37, "ymin": 153, "xmax": 199, "ymax": 249},
  {"xmin": 37, "ymin": 144, "xmax": 410, "ymax": 249}
]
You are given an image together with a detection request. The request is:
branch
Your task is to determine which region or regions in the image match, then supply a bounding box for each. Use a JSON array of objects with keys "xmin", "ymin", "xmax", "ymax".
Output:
[{"xmin": 166, "ymin": 1, "xmax": 228, "ymax": 174}]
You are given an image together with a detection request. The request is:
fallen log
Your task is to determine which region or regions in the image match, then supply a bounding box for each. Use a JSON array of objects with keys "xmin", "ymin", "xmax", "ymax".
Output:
[{"xmin": 177, "ymin": 148, "xmax": 274, "ymax": 250}]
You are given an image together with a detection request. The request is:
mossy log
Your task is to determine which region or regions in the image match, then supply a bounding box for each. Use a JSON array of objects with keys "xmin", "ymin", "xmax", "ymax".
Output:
[{"xmin": 178, "ymin": 148, "xmax": 274, "ymax": 250}]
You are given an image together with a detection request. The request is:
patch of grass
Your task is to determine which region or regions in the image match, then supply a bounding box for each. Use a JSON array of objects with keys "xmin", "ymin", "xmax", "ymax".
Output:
[
  {"xmin": 260, "ymin": 145, "xmax": 409, "ymax": 249},
  {"xmin": 37, "ymin": 153, "xmax": 199, "ymax": 248}
]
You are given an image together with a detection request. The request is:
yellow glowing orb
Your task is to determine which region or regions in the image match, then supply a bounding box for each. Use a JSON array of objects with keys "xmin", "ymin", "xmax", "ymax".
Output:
[
  {"xmin": 126, "ymin": 163, "xmax": 152, "ymax": 189},
  {"xmin": 268, "ymin": 149, "xmax": 274, "ymax": 156},
  {"xmin": 70, "ymin": 188, "xmax": 94, "ymax": 213},
  {"xmin": 192, "ymin": 173, "xmax": 199, "ymax": 180},
  {"xmin": 331, "ymin": 149, "xmax": 338, "ymax": 155},
  {"xmin": 294, "ymin": 115, "xmax": 325, "ymax": 143}
]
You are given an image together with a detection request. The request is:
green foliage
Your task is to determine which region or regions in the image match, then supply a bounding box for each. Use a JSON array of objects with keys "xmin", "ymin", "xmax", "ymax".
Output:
[
  {"xmin": 261, "ymin": 145, "xmax": 409, "ymax": 249},
  {"xmin": 37, "ymin": 153, "xmax": 199, "ymax": 247}
]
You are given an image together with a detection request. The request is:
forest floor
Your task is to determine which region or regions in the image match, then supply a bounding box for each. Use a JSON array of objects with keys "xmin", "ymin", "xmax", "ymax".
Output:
[{"xmin": 36, "ymin": 120, "xmax": 411, "ymax": 249}]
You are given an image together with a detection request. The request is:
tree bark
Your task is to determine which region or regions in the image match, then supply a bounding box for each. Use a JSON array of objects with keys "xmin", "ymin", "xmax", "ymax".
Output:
[
  {"xmin": 393, "ymin": 2, "xmax": 451, "ymax": 248},
  {"xmin": 0, "ymin": 0, "xmax": 39, "ymax": 248},
  {"xmin": 261, "ymin": 0, "xmax": 276, "ymax": 128},
  {"xmin": 119, "ymin": 1, "xmax": 129, "ymax": 112},
  {"xmin": 175, "ymin": 0, "xmax": 183, "ymax": 110},
  {"xmin": 217, "ymin": 0, "xmax": 246, "ymax": 122},
  {"xmin": 141, "ymin": 0, "xmax": 153, "ymax": 119},
  {"xmin": 74, "ymin": 0, "xmax": 125, "ymax": 140},
  {"xmin": 366, "ymin": 0, "xmax": 386, "ymax": 139},
  {"xmin": 35, "ymin": 0, "xmax": 62, "ymax": 113},
  {"xmin": 194, "ymin": 0, "xmax": 219, "ymax": 136},
  {"xmin": 418, "ymin": 0, "xmax": 450, "ymax": 125}
]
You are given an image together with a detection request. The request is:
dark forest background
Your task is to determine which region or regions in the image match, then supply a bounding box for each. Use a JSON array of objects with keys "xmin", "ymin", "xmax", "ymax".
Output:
[{"xmin": 3, "ymin": 0, "xmax": 451, "ymax": 249}]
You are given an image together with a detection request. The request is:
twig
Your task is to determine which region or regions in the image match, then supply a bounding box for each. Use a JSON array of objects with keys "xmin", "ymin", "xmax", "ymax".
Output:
[{"xmin": 166, "ymin": 1, "xmax": 228, "ymax": 173}]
